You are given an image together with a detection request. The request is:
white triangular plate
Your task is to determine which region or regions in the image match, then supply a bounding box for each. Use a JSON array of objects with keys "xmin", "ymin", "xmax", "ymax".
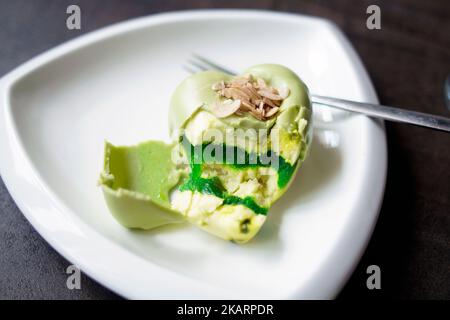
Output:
[{"xmin": 0, "ymin": 10, "xmax": 386, "ymax": 299}]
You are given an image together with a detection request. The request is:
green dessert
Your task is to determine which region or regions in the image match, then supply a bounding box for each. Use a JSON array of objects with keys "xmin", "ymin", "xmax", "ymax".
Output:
[{"xmin": 99, "ymin": 64, "xmax": 312, "ymax": 243}]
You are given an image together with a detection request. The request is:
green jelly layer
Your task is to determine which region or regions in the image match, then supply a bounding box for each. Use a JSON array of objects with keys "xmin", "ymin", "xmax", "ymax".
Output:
[
  {"xmin": 178, "ymin": 136, "xmax": 297, "ymax": 215},
  {"xmin": 222, "ymin": 196, "xmax": 268, "ymax": 215},
  {"xmin": 180, "ymin": 135, "xmax": 297, "ymax": 188}
]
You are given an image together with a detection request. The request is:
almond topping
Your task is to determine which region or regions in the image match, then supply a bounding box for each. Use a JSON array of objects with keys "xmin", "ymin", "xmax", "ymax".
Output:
[
  {"xmin": 257, "ymin": 89, "xmax": 283, "ymax": 101},
  {"xmin": 211, "ymin": 99, "xmax": 241, "ymax": 118},
  {"xmin": 211, "ymin": 81, "xmax": 225, "ymax": 91},
  {"xmin": 211, "ymin": 74, "xmax": 289, "ymax": 120},
  {"xmin": 265, "ymin": 107, "xmax": 279, "ymax": 118}
]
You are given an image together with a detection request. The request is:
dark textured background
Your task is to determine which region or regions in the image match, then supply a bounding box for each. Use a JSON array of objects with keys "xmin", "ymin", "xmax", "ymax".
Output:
[{"xmin": 0, "ymin": 0, "xmax": 449, "ymax": 300}]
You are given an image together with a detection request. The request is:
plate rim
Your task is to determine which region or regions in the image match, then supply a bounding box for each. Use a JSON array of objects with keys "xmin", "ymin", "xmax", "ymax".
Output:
[{"xmin": 0, "ymin": 9, "xmax": 387, "ymax": 299}]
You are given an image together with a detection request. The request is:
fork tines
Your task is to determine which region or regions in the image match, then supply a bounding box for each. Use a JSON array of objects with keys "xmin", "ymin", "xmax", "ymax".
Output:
[{"xmin": 184, "ymin": 54, "xmax": 237, "ymax": 75}]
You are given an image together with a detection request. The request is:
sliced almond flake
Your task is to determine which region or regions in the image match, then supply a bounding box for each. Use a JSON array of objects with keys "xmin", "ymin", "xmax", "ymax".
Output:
[
  {"xmin": 278, "ymin": 87, "xmax": 290, "ymax": 99},
  {"xmin": 258, "ymin": 101, "xmax": 265, "ymax": 111},
  {"xmin": 211, "ymin": 99, "xmax": 241, "ymax": 118},
  {"xmin": 240, "ymin": 100, "xmax": 255, "ymax": 111},
  {"xmin": 239, "ymin": 87, "xmax": 258, "ymax": 101},
  {"xmin": 245, "ymin": 107, "xmax": 264, "ymax": 120},
  {"xmin": 262, "ymin": 97, "xmax": 277, "ymax": 108},
  {"xmin": 235, "ymin": 88, "xmax": 252, "ymax": 101},
  {"xmin": 245, "ymin": 84, "xmax": 261, "ymax": 101},
  {"xmin": 257, "ymin": 78, "xmax": 267, "ymax": 89},
  {"xmin": 265, "ymin": 107, "xmax": 279, "ymax": 118},
  {"xmin": 220, "ymin": 88, "xmax": 232, "ymax": 99},
  {"xmin": 224, "ymin": 88, "xmax": 245, "ymax": 101},
  {"xmin": 258, "ymin": 89, "xmax": 283, "ymax": 101},
  {"xmin": 243, "ymin": 73, "xmax": 253, "ymax": 81},
  {"xmin": 246, "ymin": 81, "xmax": 259, "ymax": 91},
  {"xmin": 218, "ymin": 88, "xmax": 227, "ymax": 97},
  {"xmin": 230, "ymin": 82, "xmax": 245, "ymax": 88},
  {"xmin": 249, "ymin": 109, "xmax": 265, "ymax": 120},
  {"xmin": 211, "ymin": 81, "xmax": 225, "ymax": 91},
  {"xmin": 230, "ymin": 77, "xmax": 249, "ymax": 86}
]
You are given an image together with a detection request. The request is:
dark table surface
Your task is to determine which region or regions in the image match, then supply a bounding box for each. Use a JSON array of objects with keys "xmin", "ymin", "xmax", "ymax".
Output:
[{"xmin": 0, "ymin": 0, "xmax": 449, "ymax": 300}]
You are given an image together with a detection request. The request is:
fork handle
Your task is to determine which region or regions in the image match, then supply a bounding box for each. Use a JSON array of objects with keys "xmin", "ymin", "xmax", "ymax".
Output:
[{"xmin": 312, "ymin": 95, "xmax": 450, "ymax": 132}]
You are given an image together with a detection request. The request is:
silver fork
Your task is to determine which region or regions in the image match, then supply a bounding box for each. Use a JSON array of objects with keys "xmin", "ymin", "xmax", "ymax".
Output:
[{"xmin": 185, "ymin": 54, "xmax": 450, "ymax": 132}]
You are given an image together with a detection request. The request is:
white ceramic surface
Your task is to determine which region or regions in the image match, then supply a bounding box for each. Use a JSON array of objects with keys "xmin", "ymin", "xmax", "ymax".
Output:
[{"xmin": 0, "ymin": 10, "xmax": 387, "ymax": 299}]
